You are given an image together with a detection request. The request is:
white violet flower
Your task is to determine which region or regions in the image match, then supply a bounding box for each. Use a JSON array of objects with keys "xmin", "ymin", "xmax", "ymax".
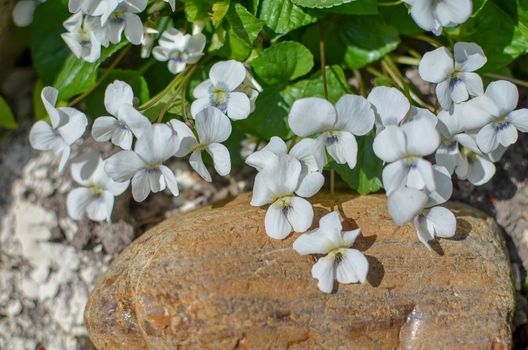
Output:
[
  {"xmin": 67, "ymin": 151, "xmax": 129, "ymax": 222},
  {"xmin": 468, "ymin": 80, "xmax": 528, "ymax": 154},
  {"xmin": 293, "ymin": 211, "xmax": 369, "ymax": 294},
  {"xmin": 141, "ymin": 26, "xmax": 159, "ymax": 59},
  {"xmin": 29, "ymin": 87, "xmax": 88, "ymax": 172},
  {"xmin": 250, "ymin": 154, "xmax": 319, "ymax": 239},
  {"xmin": 12, "ymin": 0, "xmax": 45, "ymax": 27},
  {"xmin": 402, "ymin": 0, "xmax": 472, "ymax": 35},
  {"xmin": 92, "ymin": 80, "xmax": 151, "ymax": 150},
  {"xmin": 373, "ymin": 119, "xmax": 440, "ymax": 194},
  {"xmin": 104, "ymin": 123, "xmax": 180, "ymax": 202},
  {"xmin": 92, "ymin": 0, "xmax": 147, "ymax": 46},
  {"xmin": 246, "ymin": 136, "xmax": 325, "ymax": 198},
  {"xmin": 61, "ymin": 12, "xmax": 102, "ymax": 63},
  {"xmin": 288, "ymin": 95, "xmax": 375, "ymax": 169},
  {"xmin": 191, "ymin": 60, "xmax": 252, "ymax": 120},
  {"xmin": 419, "ymin": 42, "xmax": 487, "ymax": 111},
  {"xmin": 152, "ymin": 28, "xmax": 206, "ymax": 74},
  {"xmin": 168, "ymin": 107, "xmax": 232, "ymax": 182}
]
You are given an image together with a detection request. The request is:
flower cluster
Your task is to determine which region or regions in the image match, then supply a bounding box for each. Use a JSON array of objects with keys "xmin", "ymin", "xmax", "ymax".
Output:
[{"xmin": 29, "ymin": 59, "xmax": 260, "ymax": 222}]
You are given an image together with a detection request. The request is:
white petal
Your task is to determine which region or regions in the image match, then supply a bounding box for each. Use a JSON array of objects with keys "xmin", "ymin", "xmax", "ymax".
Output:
[
  {"xmin": 190, "ymin": 97, "xmax": 211, "ymax": 118},
  {"xmin": 41, "ymin": 87, "xmax": 61, "ymax": 128},
  {"xmin": 168, "ymin": 60, "xmax": 187, "ymax": 74},
  {"xmin": 427, "ymin": 165, "xmax": 453, "ymax": 207},
  {"xmin": 104, "ymin": 80, "xmax": 134, "ymax": 115},
  {"xmin": 286, "ymin": 197, "xmax": 313, "ymax": 233},
  {"xmin": 454, "ymin": 42, "xmax": 487, "ymax": 72},
  {"xmin": 325, "ymin": 131, "xmax": 358, "ymax": 169},
  {"xmin": 86, "ymin": 193, "xmax": 114, "ymax": 222},
  {"xmin": 401, "ymin": 119, "xmax": 440, "ymax": 156},
  {"xmin": 189, "ymin": 150, "xmax": 211, "ymax": 182},
  {"xmin": 335, "ymin": 249, "xmax": 368, "ymax": 284},
  {"xmin": 342, "ymin": 229, "xmax": 361, "ymax": 247},
  {"xmin": 70, "ymin": 151, "xmax": 100, "ymax": 186},
  {"xmin": 186, "ymin": 33, "xmax": 206, "ymax": 54},
  {"xmin": 209, "ymin": 60, "xmax": 246, "ymax": 91},
  {"xmin": 104, "ymin": 151, "xmax": 145, "ymax": 182},
  {"xmin": 387, "ymin": 187, "xmax": 428, "ymax": 226},
  {"xmin": 193, "ymin": 80, "xmax": 212, "ymax": 99},
  {"xmin": 436, "ymin": 80, "xmax": 452, "ymax": 111},
  {"xmin": 415, "ymin": 158, "xmax": 436, "ymax": 192},
  {"xmin": 461, "ymin": 96, "xmax": 494, "ymax": 130},
  {"xmin": 207, "ymin": 143, "xmax": 231, "ymax": 176},
  {"xmin": 497, "ymin": 123, "xmax": 518, "ymax": 148},
  {"xmin": 152, "ymin": 47, "xmax": 169, "ymax": 61},
  {"xmin": 246, "ymin": 150, "xmax": 277, "ymax": 172},
  {"xmin": 131, "ymin": 169, "xmax": 151, "ymax": 202},
  {"xmin": 293, "ymin": 229, "xmax": 334, "ymax": 255},
  {"xmin": 58, "ymin": 147, "xmax": 71, "ymax": 173},
  {"xmin": 418, "ymin": 47, "xmax": 453, "ymax": 83},
  {"xmin": 296, "ymin": 172, "xmax": 325, "ymax": 198},
  {"xmin": 334, "ymin": 94, "xmax": 375, "ymax": 136},
  {"xmin": 66, "ymin": 188, "xmax": 93, "ymax": 220},
  {"xmin": 485, "ymin": 80, "xmax": 519, "ymax": 115},
  {"xmin": 226, "ymin": 92, "xmax": 251, "ymax": 120},
  {"xmin": 459, "ymin": 72, "xmax": 483, "ymax": 97},
  {"xmin": 29, "ymin": 121, "xmax": 60, "ymax": 151},
  {"xmin": 409, "ymin": 0, "xmax": 440, "ymax": 33},
  {"xmin": 435, "ymin": 0, "xmax": 472, "ymax": 27},
  {"xmin": 426, "ymin": 206, "xmax": 456, "ymax": 238},
  {"xmin": 319, "ymin": 211, "xmax": 343, "ymax": 238},
  {"xmin": 57, "ymin": 107, "xmax": 88, "ymax": 145},
  {"xmin": 92, "ymin": 116, "xmax": 119, "ymax": 142},
  {"xmin": 264, "ymin": 205, "xmax": 292, "ymax": 239},
  {"xmin": 159, "ymin": 165, "xmax": 179, "ymax": 197},
  {"xmin": 118, "ymin": 104, "xmax": 151, "ymax": 138},
  {"xmin": 195, "ymin": 107, "xmax": 232, "ymax": 144},
  {"xmin": 406, "ymin": 166, "xmax": 425, "ymax": 190},
  {"xmin": 289, "ymin": 138, "xmax": 324, "ymax": 171},
  {"xmin": 413, "ymin": 215, "xmax": 434, "ymax": 250},
  {"xmin": 169, "ymin": 119, "xmax": 198, "ymax": 157},
  {"xmin": 435, "ymin": 144, "xmax": 458, "ymax": 175},
  {"xmin": 476, "ymin": 123, "xmax": 499, "ymax": 153},
  {"xmin": 124, "ymin": 13, "xmax": 144, "ymax": 45},
  {"xmin": 510, "ymin": 109, "xmax": 528, "ymax": 132},
  {"xmin": 262, "ymin": 155, "xmax": 302, "ymax": 196},
  {"xmin": 382, "ymin": 160, "xmax": 408, "ymax": 195},
  {"xmin": 288, "ymin": 97, "xmax": 336, "ymax": 137},
  {"xmin": 373, "ymin": 125, "xmax": 406, "ymax": 162},
  {"xmin": 367, "ymin": 87, "xmax": 410, "ymax": 127},
  {"xmin": 13, "ymin": 0, "xmax": 36, "ymax": 27},
  {"xmin": 467, "ymin": 155, "xmax": 495, "ymax": 186},
  {"xmin": 450, "ymin": 80, "xmax": 469, "ymax": 104},
  {"xmin": 250, "ymin": 172, "xmax": 274, "ymax": 206},
  {"xmin": 311, "ymin": 256, "xmax": 335, "ymax": 294},
  {"xmin": 135, "ymin": 123, "xmax": 178, "ymax": 164}
]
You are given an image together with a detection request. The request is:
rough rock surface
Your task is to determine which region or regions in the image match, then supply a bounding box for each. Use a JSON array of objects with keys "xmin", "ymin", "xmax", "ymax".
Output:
[{"xmin": 85, "ymin": 193, "xmax": 515, "ymax": 349}]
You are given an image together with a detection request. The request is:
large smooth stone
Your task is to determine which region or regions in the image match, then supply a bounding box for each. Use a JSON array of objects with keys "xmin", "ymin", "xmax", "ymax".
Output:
[{"xmin": 85, "ymin": 193, "xmax": 515, "ymax": 349}]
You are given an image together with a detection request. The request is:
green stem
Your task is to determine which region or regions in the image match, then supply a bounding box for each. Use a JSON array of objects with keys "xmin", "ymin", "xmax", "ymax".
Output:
[
  {"xmin": 484, "ymin": 73, "xmax": 528, "ymax": 89},
  {"xmin": 139, "ymin": 73, "xmax": 183, "ymax": 111},
  {"xmin": 378, "ymin": 0, "xmax": 402, "ymax": 6},
  {"xmin": 68, "ymin": 45, "xmax": 131, "ymax": 107},
  {"xmin": 392, "ymin": 55, "xmax": 420, "ymax": 66},
  {"xmin": 156, "ymin": 64, "xmax": 198, "ymax": 123},
  {"xmin": 411, "ymin": 34, "xmax": 443, "ymax": 48},
  {"xmin": 353, "ymin": 69, "xmax": 366, "ymax": 97}
]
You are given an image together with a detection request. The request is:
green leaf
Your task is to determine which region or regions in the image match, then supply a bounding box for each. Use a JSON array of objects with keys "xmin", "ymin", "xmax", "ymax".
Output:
[
  {"xmin": 53, "ymin": 42, "xmax": 128, "ymax": 100},
  {"xmin": 31, "ymin": 1, "xmax": 71, "ymax": 84},
  {"xmin": 290, "ymin": 0, "xmax": 354, "ymax": 8},
  {"xmin": 250, "ymin": 41, "xmax": 314, "ymax": 86},
  {"xmin": 258, "ymin": 0, "xmax": 318, "ymax": 35},
  {"xmin": 329, "ymin": 135, "xmax": 383, "ymax": 195},
  {"xmin": 303, "ymin": 16, "xmax": 400, "ymax": 69},
  {"xmin": 184, "ymin": 0, "xmax": 230, "ymax": 26},
  {"xmin": 33, "ymin": 80, "xmax": 47, "ymax": 120},
  {"xmin": 284, "ymin": 65, "xmax": 351, "ymax": 103},
  {"xmin": 379, "ymin": 3, "xmax": 422, "ymax": 35},
  {"xmin": 216, "ymin": 3, "xmax": 265, "ymax": 60},
  {"xmin": 455, "ymin": 0, "xmax": 528, "ymax": 72},
  {"xmin": 311, "ymin": 0, "xmax": 378, "ymax": 15},
  {"xmin": 235, "ymin": 89, "xmax": 291, "ymax": 140},
  {"xmin": 83, "ymin": 69, "xmax": 150, "ymax": 118},
  {"xmin": 0, "ymin": 95, "xmax": 18, "ymax": 130}
]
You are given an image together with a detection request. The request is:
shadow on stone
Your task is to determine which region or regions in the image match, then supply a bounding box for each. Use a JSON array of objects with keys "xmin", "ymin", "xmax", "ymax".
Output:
[
  {"xmin": 452, "ymin": 218, "xmax": 472, "ymax": 241},
  {"xmin": 365, "ymin": 255, "xmax": 384, "ymax": 287}
]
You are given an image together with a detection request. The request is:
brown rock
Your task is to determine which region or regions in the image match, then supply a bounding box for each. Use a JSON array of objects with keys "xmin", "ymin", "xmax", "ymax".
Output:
[{"xmin": 85, "ymin": 193, "xmax": 515, "ymax": 349}]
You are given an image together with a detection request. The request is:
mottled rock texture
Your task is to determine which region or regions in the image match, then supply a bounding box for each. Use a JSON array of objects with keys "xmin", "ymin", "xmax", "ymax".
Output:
[{"xmin": 85, "ymin": 193, "xmax": 515, "ymax": 349}]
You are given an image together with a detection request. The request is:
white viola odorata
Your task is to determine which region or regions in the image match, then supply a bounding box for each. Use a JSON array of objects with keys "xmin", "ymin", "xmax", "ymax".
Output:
[
  {"xmin": 402, "ymin": 0, "xmax": 472, "ymax": 35},
  {"xmin": 92, "ymin": 80, "xmax": 151, "ymax": 150},
  {"xmin": 152, "ymin": 28, "xmax": 206, "ymax": 74},
  {"xmin": 12, "ymin": 0, "xmax": 45, "ymax": 27},
  {"xmin": 288, "ymin": 95, "xmax": 375, "ymax": 169},
  {"xmin": 387, "ymin": 177, "xmax": 456, "ymax": 251},
  {"xmin": 140, "ymin": 26, "xmax": 159, "ymax": 59},
  {"xmin": 235, "ymin": 70, "xmax": 263, "ymax": 113},
  {"xmin": 104, "ymin": 123, "xmax": 180, "ymax": 202},
  {"xmin": 29, "ymin": 87, "xmax": 88, "ymax": 172},
  {"xmin": 367, "ymin": 86, "xmax": 410, "ymax": 131},
  {"xmin": 61, "ymin": 12, "xmax": 102, "ymax": 63},
  {"xmin": 293, "ymin": 211, "xmax": 369, "ymax": 294},
  {"xmin": 419, "ymin": 43, "xmax": 487, "ymax": 111},
  {"xmin": 464, "ymin": 80, "xmax": 528, "ymax": 154},
  {"xmin": 91, "ymin": 0, "xmax": 147, "ymax": 46},
  {"xmin": 250, "ymin": 154, "xmax": 320, "ymax": 239},
  {"xmin": 168, "ymin": 107, "xmax": 232, "ymax": 182},
  {"xmin": 246, "ymin": 137, "xmax": 325, "ymax": 198},
  {"xmin": 373, "ymin": 118, "xmax": 440, "ymax": 195},
  {"xmin": 191, "ymin": 60, "xmax": 252, "ymax": 120},
  {"xmin": 67, "ymin": 151, "xmax": 129, "ymax": 222}
]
